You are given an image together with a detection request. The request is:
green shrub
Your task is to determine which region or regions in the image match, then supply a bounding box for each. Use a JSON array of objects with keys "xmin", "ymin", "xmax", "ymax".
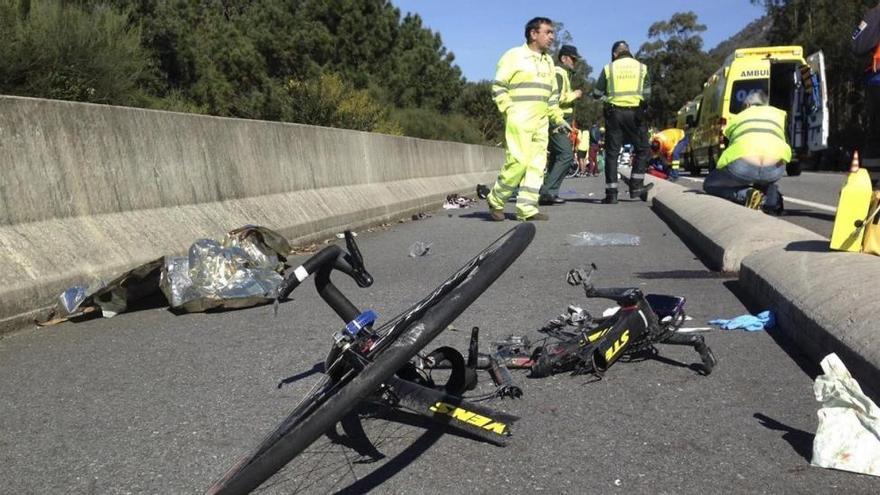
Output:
[
  {"xmin": 0, "ymin": 0, "xmax": 154, "ymax": 105},
  {"xmin": 286, "ymin": 72, "xmax": 399, "ymax": 133},
  {"xmin": 391, "ymin": 107, "xmax": 486, "ymax": 144}
]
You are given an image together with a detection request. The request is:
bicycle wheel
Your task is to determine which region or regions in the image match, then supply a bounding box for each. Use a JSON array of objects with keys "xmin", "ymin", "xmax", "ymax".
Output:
[{"xmin": 207, "ymin": 223, "xmax": 535, "ymax": 494}]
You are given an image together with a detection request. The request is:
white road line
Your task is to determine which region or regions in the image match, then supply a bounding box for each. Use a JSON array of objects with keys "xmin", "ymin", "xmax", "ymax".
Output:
[{"xmin": 677, "ymin": 176, "xmax": 837, "ymax": 213}]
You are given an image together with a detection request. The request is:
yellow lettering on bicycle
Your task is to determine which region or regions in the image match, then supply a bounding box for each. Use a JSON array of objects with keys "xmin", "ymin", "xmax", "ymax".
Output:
[
  {"xmin": 603, "ymin": 330, "xmax": 631, "ymax": 363},
  {"xmin": 451, "ymin": 408, "xmax": 475, "ymax": 423},
  {"xmin": 484, "ymin": 422, "xmax": 508, "ymax": 435},
  {"xmin": 429, "ymin": 402, "xmax": 509, "ymax": 436}
]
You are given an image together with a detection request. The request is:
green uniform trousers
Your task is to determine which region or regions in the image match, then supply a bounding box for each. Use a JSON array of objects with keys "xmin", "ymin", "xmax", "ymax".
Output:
[{"xmin": 540, "ymin": 118, "xmax": 574, "ymax": 198}]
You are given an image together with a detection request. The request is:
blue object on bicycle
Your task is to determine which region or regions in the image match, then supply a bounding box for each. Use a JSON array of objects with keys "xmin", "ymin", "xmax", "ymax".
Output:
[
  {"xmin": 344, "ymin": 310, "xmax": 378, "ymax": 337},
  {"xmin": 709, "ymin": 310, "xmax": 774, "ymax": 332}
]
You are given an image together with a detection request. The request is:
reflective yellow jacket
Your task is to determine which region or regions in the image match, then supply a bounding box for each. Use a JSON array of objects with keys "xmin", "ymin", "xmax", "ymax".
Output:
[
  {"xmin": 492, "ymin": 44, "xmax": 565, "ymax": 129},
  {"xmin": 554, "ymin": 65, "xmax": 577, "ymax": 118},
  {"xmin": 717, "ymin": 105, "xmax": 792, "ymax": 168},
  {"xmin": 603, "ymin": 57, "xmax": 647, "ymax": 107}
]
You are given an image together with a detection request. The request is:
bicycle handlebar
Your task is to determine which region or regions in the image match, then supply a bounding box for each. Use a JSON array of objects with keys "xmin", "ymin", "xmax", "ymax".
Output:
[{"xmin": 277, "ymin": 231, "xmax": 373, "ymax": 324}]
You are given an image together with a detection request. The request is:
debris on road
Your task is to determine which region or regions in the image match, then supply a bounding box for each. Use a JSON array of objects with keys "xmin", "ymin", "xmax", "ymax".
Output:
[
  {"xmin": 709, "ymin": 310, "xmax": 774, "ymax": 331},
  {"xmin": 39, "ymin": 225, "xmax": 292, "ymax": 324},
  {"xmin": 409, "ymin": 241, "xmax": 432, "ymax": 258},
  {"xmin": 811, "ymin": 353, "xmax": 880, "ymax": 477},
  {"xmin": 443, "ymin": 193, "xmax": 475, "ymax": 209},
  {"xmin": 568, "ymin": 232, "xmax": 640, "ymax": 246},
  {"xmin": 476, "ymin": 184, "xmax": 490, "ymax": 199}
]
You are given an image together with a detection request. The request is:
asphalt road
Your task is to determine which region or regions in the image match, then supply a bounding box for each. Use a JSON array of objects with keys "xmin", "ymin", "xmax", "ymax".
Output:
[
  {"xmin": 1, "ymin": 176, "xmax": 878, "ymax": 494},
  {"xmin": 676, "ymin": 171, "xmax": 844, "ymax": 237}
]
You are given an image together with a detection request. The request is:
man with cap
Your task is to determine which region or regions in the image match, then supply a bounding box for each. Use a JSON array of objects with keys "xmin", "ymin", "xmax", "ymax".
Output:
[
  {"xmin": 592, "ymin": 40, "xmax": 652, "ymax": 204},
  {"xmin": 538, "ymin": 44, "xmax": 583, "ymax": 205}
]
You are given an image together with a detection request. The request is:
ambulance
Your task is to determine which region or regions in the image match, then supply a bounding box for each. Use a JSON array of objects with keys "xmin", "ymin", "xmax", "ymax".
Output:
[{"xmin": 682, "ymin": 46, "xmax": 828, "ymax": 176}]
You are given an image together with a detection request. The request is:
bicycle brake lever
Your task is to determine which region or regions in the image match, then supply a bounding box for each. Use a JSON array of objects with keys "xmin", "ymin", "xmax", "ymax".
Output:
[{"xmin": 343, "ymin": 231, "xmax": 373, "ymax": 288}]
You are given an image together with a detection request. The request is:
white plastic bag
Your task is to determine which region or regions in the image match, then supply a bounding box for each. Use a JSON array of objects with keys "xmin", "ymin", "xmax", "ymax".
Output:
[{"xmin": 811, "ymin": 353, "xmax": 880, "ymax": 476}]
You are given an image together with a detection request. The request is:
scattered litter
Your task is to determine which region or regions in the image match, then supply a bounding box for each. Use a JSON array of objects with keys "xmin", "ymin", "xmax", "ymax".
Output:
[
  {"xmin": 409, "ymin": 241, "xmax": 432, "ymax": 257},
  {"xmin": 709, "ymin": 310, "xmax": 774, "ymax": 331},
  {"xmin": 676, "ymin": 327, "xmax": 714, "ymax": 333},
  {"xmin": 476, "ymin": 184, "xmax": 490, "ymax": 199},
  {"xmin": 39, "ymin": 225, "xmax": 292, "ymax": 324},
  {"xmin": 588, "ymin": 192, "xmax": 594, "ymax": 197},
  {"xmin": 568, "ymin": 232, "xmax": 640, "ymax": 246},
  {"xmin": 443, "ymin": 194, "xmax": 475, "ymax": 209},
  {"xmin": 411, "ymin": 212, "xmax": 431, "ymax": 221},
  {"xmin": 811, "ymin": 353, "xmax": 880, "ymax": 477},
  {"xmin": 335, "ymin": 232, "xmax": 357, "ymax": 239},
  {"xmin": 614, "ymin": 479, "xmax": 622, "ymax": 487}
]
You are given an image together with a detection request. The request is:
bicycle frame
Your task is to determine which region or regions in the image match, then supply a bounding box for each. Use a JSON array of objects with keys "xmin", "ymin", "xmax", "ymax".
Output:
[
  {"xmin": 280, "ymin": 231, "xmax": 523, "ymax": 441},
  {"xmin": 530, "ymin": 268, "xmax": 716, "ymax": 378}
]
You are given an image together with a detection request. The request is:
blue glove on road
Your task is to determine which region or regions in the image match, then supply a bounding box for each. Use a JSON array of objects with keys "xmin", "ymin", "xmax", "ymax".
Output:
[{"xmin": 709, "ymin": 310, "xmax": 775, "ymax": 332}]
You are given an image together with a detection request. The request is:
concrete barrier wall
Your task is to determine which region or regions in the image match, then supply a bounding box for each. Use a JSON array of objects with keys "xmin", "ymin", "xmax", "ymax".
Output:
[{"xmin": 0, "ymin": 96, "xmax": 502, "ymax": 333}]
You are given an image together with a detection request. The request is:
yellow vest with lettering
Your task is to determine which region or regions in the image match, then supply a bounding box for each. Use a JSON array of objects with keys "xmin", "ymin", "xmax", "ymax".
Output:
[{"xmin": 604, "ymin": 57, "xmax": 646, "ymax": 108}]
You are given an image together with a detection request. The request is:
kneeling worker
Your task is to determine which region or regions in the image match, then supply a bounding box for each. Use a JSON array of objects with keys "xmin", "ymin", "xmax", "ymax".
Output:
[{"xmin": 702, "ymin": 90, "xmax": 790, "ymax": 213}]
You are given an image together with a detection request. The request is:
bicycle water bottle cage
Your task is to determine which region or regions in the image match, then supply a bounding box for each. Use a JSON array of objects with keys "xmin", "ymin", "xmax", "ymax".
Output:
[{"xmin": 334, "ymin": 310, "xmax": 378, "ymax": 345}]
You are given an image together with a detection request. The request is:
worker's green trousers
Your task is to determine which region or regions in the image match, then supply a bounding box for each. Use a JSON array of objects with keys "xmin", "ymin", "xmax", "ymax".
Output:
[
  {"xmin": 540, "ymin": 118, "xmax": 574, "ymax": 199},
  {"xmin": 487, "ymin": 119, "xmax": 549, "ymax": 220}
]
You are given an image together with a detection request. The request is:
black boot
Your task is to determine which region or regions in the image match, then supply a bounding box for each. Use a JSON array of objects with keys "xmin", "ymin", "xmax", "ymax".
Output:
[
  {"xmin": 628, "ymin": 179, "xmax": 654, "ymax": 201},
  {"xmin": 601, "ymin": 190, "xmax": 618, "ymax": 204}
]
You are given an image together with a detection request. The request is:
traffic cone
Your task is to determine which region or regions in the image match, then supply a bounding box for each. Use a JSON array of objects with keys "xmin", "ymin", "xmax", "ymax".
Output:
[{"xmin": 830, "ymin": 151, "xmax": 873, "ymax": 252}]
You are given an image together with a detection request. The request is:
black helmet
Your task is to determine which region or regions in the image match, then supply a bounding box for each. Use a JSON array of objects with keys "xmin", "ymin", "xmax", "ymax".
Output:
[{"xmin": 559, "ymin": 44, "xmax": 580, "ymax": 59}]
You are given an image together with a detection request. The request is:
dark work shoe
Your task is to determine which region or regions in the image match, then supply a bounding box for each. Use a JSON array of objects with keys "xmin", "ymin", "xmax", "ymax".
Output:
[
  {"xmin": 538, "ymin": 196, "xmax": 555, "ymax": 206},
  {"xmin": 489, "ymin": 209, "xmax": 505, "ymax": 221},
  {"xmin": 522, "ymin": 212, "xmax": 549, "ymax": 221},
  {"xmin": 601, "ymin": 194, "xmax": 618, "ymax": 204},
  {"xmin": 629, "ymin": 183, "xmax": 654, "ymax": 201}
]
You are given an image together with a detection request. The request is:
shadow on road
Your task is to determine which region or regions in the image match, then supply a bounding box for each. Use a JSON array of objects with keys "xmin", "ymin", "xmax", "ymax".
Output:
[
  {"xmin": 784, "ymin": 240, "xmax": 830, "ymax": 253},
  {"xmin": 754, "ymin": 413, "xmax": 814, "ymax": 462},
  {"xmin": 781, "ymin": 209, "xmax": 836, "ymax": 222},
  {"xmin": 635, "ymin": 269, "xmax": 737, "ymax": 280}
]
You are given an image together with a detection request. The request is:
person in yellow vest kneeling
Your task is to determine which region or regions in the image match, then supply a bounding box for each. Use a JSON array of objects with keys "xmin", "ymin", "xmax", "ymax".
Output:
[{"xmin": 702, "ymin": 90, "xmax": 791, "ymax": 215}]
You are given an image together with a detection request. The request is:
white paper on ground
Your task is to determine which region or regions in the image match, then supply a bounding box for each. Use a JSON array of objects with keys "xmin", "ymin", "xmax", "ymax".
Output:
[{"xmin": 811, "ymin": 353, "xmax": 880, "ymax": 476}]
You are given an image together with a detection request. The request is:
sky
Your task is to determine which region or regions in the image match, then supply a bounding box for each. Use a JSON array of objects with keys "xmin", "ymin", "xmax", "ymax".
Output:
[{"xmin": 391, "ymin": 0, "xmax": 767, "ymax": 82}]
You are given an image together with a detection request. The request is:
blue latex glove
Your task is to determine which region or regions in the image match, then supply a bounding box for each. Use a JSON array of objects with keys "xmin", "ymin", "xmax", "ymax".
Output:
[{"xmin": 709, "ymin": 310, "xmax": 775, "ymax": 331}]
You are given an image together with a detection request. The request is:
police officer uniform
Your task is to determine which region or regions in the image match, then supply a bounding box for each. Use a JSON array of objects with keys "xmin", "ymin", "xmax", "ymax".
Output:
[{"xmin": 592, "ymin": 41, "xmax": 652, "ymax": 204}]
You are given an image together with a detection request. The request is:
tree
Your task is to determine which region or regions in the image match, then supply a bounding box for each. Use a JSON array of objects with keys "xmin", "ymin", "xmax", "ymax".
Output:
[
  {"xmin": 752, "ymin": 0, "xmax": 875, "ymax": 152},
  {"xmin": 636, "ymin": 12, "xmax": 715, "ymax": 128}
]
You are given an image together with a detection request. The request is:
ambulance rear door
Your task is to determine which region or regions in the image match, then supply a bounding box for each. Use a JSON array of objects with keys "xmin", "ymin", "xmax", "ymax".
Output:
[{"xmin": 801, "ymin": 50, "xmax": 829, "ymax": 151}]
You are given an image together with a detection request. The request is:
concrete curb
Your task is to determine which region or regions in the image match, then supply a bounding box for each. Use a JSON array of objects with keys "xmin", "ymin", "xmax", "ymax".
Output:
[
  {"xmin": 645, "ymin": 173, "xmax": 880, "ymax": 395},
  {"xmin": 648, "ymin": 177, "xmax": 825, "ymax": 272}
]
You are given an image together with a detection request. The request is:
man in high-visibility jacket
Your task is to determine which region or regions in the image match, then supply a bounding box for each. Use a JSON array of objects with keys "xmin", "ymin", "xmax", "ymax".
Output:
[
  {"xmin": 648, "ymin": 128, "xmax": 685, "ymax": 179},
  {"xmin": 488, "ymin": 17, "xmax": 569, "ymax": 221},
  {"xmin": 538, "ymin": 44, "xmax": 583, "ymax": 205},
  {"xmin": 702, "ymin": 90, "xmax": 791, "ymax": 213},
  {"xmin": 592, "ymin": 41, "xmax": 652, "ymax": 204},
  {"xmin": 852, "ymin": 1, "xmax": 880, "ymax": 184}
]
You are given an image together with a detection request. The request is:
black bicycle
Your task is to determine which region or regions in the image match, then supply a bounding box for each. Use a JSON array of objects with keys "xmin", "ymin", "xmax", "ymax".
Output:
[
  {"xmin": 527, "ymin": 265, "xmax": 717, "ymax": 378},
  {"xmin": 206, "ymin": 223, "xmax": 535, "ymax": 494}
]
